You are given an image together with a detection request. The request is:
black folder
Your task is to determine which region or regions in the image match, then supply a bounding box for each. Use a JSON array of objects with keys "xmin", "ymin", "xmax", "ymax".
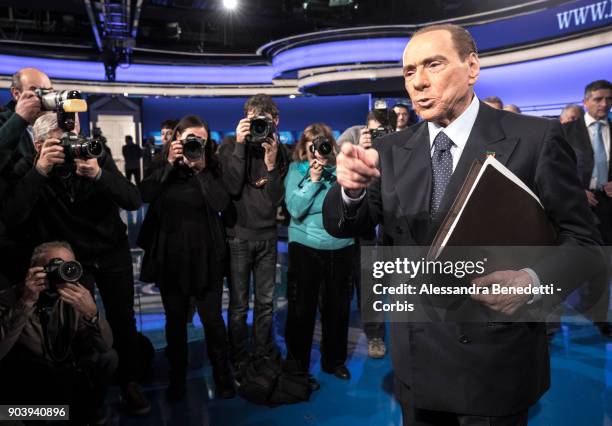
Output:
[{"xmin": 427, "ymin": 155, "xmax": 557, "ymax": 261}]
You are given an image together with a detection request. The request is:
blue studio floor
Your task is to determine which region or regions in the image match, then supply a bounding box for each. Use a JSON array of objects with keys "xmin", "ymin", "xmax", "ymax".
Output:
[{"xmin": 103, "ymin": 211, "xmax": 612, "ymax": 426}]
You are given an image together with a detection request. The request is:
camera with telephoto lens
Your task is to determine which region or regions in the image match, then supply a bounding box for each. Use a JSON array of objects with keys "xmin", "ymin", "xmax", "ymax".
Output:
[
  {"xmin": 43, "ymin": 258, "xmax": 83, "ymax": 292},
  {"xmin": 309, "ymin": 136, "xmax": 333, "ymax": 156},
  {"xmin": 369, "ymin": 127, "xmax": 393, "ymax": 140},
  {"xmin": 35, "ymin": 89, "xmax": 88, "ymax": 132},
  {"xmin": 248, "ymin": 116, "xmax": 276, "ymax": 145},
  {"xmin": 181, "ymin": 134, "xmax": 206, "ymax": 161}
]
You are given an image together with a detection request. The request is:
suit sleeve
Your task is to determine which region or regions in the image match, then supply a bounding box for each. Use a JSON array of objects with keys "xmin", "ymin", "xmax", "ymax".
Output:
[
  {"xmin": 532, "ymin": 119, "xmax": 606, "ymax": 311},
  {"xmin": 95, "ymin": 153, "xmax": 142, "ymax": 210},
  {"xmin": 322, "ymin": 145, "xmax": 382, "ymax": 240}
]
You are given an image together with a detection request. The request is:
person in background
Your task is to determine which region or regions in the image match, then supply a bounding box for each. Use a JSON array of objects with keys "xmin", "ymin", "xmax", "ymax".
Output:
[
  {"xmin": 284, "ymin": 123, "xmax": 354, "ymax": 384},
  {"xmin": 122, "ymin": 135, "xmax": 143, "ymax": 185},
  {"xmin": 503, "ymin": 104, "xmax": 521, "ymax": 114},
  {"xmin": 139, "ymin": 115, "xmax": 234, "ymax": 401},
  {"xmin": 393, "ymin": 103, "xmax": 412, "ymax": 131},
  {"xmin": 483, "ymin": 95, "xmax": 503, "ymax": 109},
  {"xmin": 562, "ymin": 79, "xmax": 612, "ymax": 337},
  {"xmin": 559, "ymin": 103, "xmax": 584, "ymax": 124}
]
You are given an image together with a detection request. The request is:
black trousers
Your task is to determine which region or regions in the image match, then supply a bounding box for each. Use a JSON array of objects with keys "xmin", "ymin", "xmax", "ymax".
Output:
[
  {"xmin": 394, "ymin": 377, "xmax": 528, "ymax": 426},
  {"xmin": 125, "ymin": 168, "xmax": 141, "ymax": 185},
  {"xmin": 578, "ymin": 192, "xmax": 612, "ymax": 322},
  {"xmin": 227, "ymin": 237, "xmax": 278, "ymax": 366},
  {"xmin": 81, "ymin": 246, "xmax": 140, "ymax": 386},
  {"xmin": 353, "ymin": 239, "xmax": 386, "ymax": 340},
  {"xmin": 285, "ymin": 242, "xmax": 353, "ymax": 372},
  {"xmin": 159, "ymin": 276, "xmax": 229, "ymax": 378}
]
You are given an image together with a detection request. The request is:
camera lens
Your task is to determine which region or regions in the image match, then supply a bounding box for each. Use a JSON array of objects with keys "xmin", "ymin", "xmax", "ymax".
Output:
[
  {"xmin": 59, "ymin": 260, "xmax": 83, "ymax": 283},
  {"xmin": 85, "ymin": 139, "xmax": 103, "ymax": 158}
]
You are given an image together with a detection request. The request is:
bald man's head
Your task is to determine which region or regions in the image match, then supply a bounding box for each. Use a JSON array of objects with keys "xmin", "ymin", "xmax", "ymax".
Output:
[{"xmin": 10, "ymin": 68, "xmax": 52, "ymax": 101}]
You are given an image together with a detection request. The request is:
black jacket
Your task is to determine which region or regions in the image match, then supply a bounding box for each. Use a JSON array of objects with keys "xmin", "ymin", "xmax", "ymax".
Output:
[
  {"xmin": 323, "ymin": 102, "xmax": 604, "ymax": 416},
  {"xmin": 563, "ymin": 116, "xmax": 612, "ymax": 188},
  {"xmin": 0, "ymin": 152, "xmax": 141, "ymax": 268},
  {"xmin": 138, "ymin": 162, "xmax": 229, "ymax": 291},
  {"xmin": 218, "ymin": 137, "xmax": 288, "ymax": 240}
]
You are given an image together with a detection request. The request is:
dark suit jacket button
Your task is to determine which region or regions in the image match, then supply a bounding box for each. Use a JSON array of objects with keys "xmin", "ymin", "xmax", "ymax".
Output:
[{"xmin": 459, "ymin": 334, "xmax": 470, "ymax": 344}]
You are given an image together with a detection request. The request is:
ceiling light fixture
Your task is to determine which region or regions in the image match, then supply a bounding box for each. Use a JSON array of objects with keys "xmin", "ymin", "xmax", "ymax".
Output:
[{"xmin": 223, "ymin": 0, "xmax": 238, "ymax": 11}]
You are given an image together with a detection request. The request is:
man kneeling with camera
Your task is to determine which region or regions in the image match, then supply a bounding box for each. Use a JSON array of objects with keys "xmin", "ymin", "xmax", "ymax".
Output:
[
  {"xmin": 0, "ymin": 112, "xmax": 149, "ymax": 414},
  {"xmin": 0, "ymin": 241, "xmax": 117, "ymax": 424}
]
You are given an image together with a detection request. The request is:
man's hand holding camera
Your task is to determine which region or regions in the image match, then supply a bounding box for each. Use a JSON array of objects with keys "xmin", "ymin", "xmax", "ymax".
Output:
[
  {"xmin": 21, "ymin": 267, "xmax": 48, "ymax": 308},
  {"xmin": 75, "ymin": 158, "xmax": 101, "ymax": 179},
  {"xmin": 15, "ymin": 90, "xmax": 42, "ymax": 124},
  {"xmin": 236, "ymin": 118, "xmax": 251, "ymax": 144},
  {"xmin": 35, "ymin": 138, "xmax": 65, "ymax": 176},
  {"xmin": 57, "ymin": 283, "xmax": 98, "ymax": 321}
]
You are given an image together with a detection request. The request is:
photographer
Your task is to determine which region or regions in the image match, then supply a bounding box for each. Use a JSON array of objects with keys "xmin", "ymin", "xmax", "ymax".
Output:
[
  {"xmin": 357, "ymin": 108, "xmax": 398, "ymax": 149},
  {"xmin": 218, "ymin": 94, "xmax": 289, "ymax": 372},
  {"xmin": 0, "ymin": 68, "xmax": 48, "ymax": 287},
  {"xmin": 0, "ymin": 68, "xmax": 48, "ymax": 159},
  {"xmin": 138, "ymin": 115, "xmax": 234, "ymax": 401},
  {"xmin": 283, "ymin": 124, "xmax": 354, "ymax": 384},
  {"xmin": 0, "ymin": 112, "xmax": 150, "ymax": 414},
  {"xmin": 0, "ymin": 241, "xmax": 116, "ymax": 424}
]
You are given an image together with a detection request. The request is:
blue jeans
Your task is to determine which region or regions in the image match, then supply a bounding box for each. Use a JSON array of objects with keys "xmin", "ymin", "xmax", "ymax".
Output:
[{"xmin": 227, "ymin": 237, "xmax": 277, "ymax": 366}]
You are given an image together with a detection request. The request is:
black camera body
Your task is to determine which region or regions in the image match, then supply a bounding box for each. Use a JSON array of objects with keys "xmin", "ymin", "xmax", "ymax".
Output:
[
  {"xmin": 369, "ymin": 127, "xmax": 393, "ymax": 140},
  {"xmin": 35, "ymin": 89, "xmax": 88, "ymax": 132},
  {"xmin": 248, "ymin": 116, "xmax": 276, "ymax": 145},
  {"xmin": 43, "ymin": 258, "xmax": 83, "ymax": 292},
  {"xmin": 181, "ymin": 134, "xmax": 206, "ymax": 161},
  {"xmin": 310, "ymin": 136, "xmax": 333, "ymax": 156}
]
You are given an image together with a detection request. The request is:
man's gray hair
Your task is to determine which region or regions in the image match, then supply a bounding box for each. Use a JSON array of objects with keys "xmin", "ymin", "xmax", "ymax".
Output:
[
  {"xmin": 33, "ymin": 112, "xmax": 60, "ymax": 143},
  {"xmin": 30, "ymin": 241, "xmax": 74, "ymax": 267},
  {"xmin": 561, "ymin": 104, "xmax": 583, "ymax": 115}
]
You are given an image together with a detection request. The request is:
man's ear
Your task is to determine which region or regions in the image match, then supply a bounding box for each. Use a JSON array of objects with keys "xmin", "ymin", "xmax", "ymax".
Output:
[
  {"xmin": 10, "ymin": 87, "xmax": 20, "ymax": 101},
  {"xmin": 34, "ymin": 141, "xmax": 43, "ymax": 154},
  {"xmin": 273, "ymin": 117, "xmax": 280, "ymax": 127},
  {"xmin": 467, "ymin": 52, "xmax": 480, "ymax": 87}
]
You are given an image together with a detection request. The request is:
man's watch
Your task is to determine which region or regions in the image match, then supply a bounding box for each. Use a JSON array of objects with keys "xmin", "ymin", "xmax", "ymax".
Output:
[{"xmin": 84, "ymin": 311, "xmax": 100, "ymax": 325}]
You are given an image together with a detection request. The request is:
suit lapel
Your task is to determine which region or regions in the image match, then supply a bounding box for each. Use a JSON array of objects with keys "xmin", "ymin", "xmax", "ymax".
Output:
[
  {"xmin": 393, "ymin": 123, "xmax": 432, "ymax": 216},
  {"xmin": 436, "ymin": 103, "xmax": 518, "ymax": 218}
]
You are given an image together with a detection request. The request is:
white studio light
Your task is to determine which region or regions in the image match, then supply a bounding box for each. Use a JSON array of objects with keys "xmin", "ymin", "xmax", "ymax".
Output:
[{"xmin": 223, "ymin": 0, "xmax": 238, "ymax": 10}]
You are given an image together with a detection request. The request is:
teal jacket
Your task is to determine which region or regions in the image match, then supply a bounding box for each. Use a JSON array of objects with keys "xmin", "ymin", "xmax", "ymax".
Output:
[{"xmin": 284, "ymin": 161, "xmax": 354, "ymax": 250}]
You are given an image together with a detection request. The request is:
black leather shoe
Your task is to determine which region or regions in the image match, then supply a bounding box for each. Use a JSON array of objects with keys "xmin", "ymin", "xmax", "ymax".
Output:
[
  {"xmin": 595, "ymin": 322, "xmax": 612, "ymax": 338},
  {"xmin": 322, "ymin": 365, "xmax": 351, "ymax": 380}
]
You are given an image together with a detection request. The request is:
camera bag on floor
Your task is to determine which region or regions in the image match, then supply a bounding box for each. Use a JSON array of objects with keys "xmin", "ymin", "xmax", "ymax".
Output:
[{"xmin": 237, "ymin": 356, "xmax": 312, "ymax": 406}]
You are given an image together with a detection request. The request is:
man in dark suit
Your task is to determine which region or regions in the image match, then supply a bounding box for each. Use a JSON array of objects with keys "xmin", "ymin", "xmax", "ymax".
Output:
[
  {"xmin": 562, "ymin": 79, "xmax": 612, "ymax": 337},
  {"xmin": 323, "ymin": 24, "xmax": 603, "ymax": 425}
]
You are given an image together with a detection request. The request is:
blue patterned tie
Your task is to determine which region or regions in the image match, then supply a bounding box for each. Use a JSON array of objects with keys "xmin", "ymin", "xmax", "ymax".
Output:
[
  {"xmin": 591, "ymin": 121, "xmax": 608, "ymax": 189},
  {"xmin": 431, "ymin": 131, "xmax": 454, "ymax": 218}
]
